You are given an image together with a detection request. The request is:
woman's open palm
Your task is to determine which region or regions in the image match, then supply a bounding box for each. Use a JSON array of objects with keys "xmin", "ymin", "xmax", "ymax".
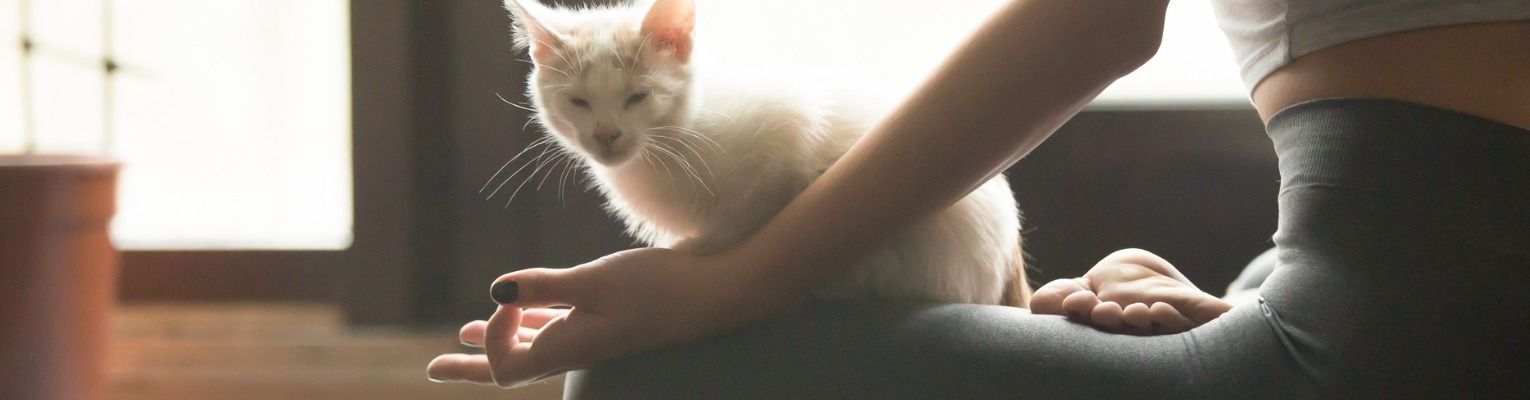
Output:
[{"xmin": 426, "ymin": 247, "xmax": 779, "ymax": 388}]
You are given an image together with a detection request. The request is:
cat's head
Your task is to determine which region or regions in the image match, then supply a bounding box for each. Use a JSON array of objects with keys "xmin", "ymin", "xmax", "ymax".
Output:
[{"xmin": 506, "ymin": 0, "xmax": 697, "ymax": 168}]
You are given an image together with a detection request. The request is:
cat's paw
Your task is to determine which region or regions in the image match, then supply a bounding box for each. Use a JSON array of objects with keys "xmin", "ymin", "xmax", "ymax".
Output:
[{"xmin": 1029, "ymin": 249, "xmax": 1231, "ymax": 335}]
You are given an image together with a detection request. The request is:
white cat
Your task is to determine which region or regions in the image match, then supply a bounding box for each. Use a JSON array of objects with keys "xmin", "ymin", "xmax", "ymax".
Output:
[{"xmin": 502, "ymin": 0, "xmax": 1028, "ymax": 306}]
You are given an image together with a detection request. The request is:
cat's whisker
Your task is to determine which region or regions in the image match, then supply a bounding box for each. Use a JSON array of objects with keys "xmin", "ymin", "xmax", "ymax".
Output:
[
  {"xmin": 534, "ymin": 151, "xmax": 569, "ymax": 192},
  {"xmin": 643, "ymin": 143, "xmax": 677, "ymax": 181},
  {"xmin": 649, "ymin": 126, "xmax": 723, "ymax": 152},
  {"xmin": 557, "ymin": 154, "xmax": 578, "ymax": 207},
  {"xmin": 488, "ymin": 154, "xmax": 548, "ymax": 203},
  {"xmin": 603, "ymin": 41, "xmax": 626, "ymax": 69},
  {"xmin": 566, "ymin": 156, "xmax": 585, "ymax": 197},
  {"xmin": 671, "ymin": 132, "xmax": 724, "ymax": 155},
  {"xmin": 629, "ymin": 37, "xmax": 649, "ymax": 70},
  {"xmin": 533, "ymin": 62, "xmax": 574, "ymax": 79},
  {"xmin": 667, "ymin": 131, "xmax": 715, "ymax": 157},
  {"xmin": 571, "ymin": 45, "xmax": 587, "ymax": 75},
  {"xmin": 496, "ymin": 92, "xmax": 539, "ymax": 113},
  {"xmin": 648, "ymin": 141, "xmax": 691, "ymax": 175},
  {"xmin": 528, "ymin": 39, "xmax": 580, "ymax": 73},
  {"xmin": 650, "ymin": 125, "xmax": 703, "ymax": 135},
  {"xmin": 653, "ymin": 134, "xmax": 723, "ymax": 185},
  {"xmin": 553, "ymin": 52, "xmax": 578, "ymax": 74},
  {"xmin": 481, "ymin": 136, "xmax": 556, "ymax": 194},
  {"xmin": 505, "ymin": 143, "xmax": 566, "ymax": 207},
  {"xmin": 652, "ymin": 125, "xmax": 716, "ymax": 147},
  {"xmin": 484, "ymin": 159, "xmax": 519, "ymax": 194},
  {"xmin": 489, "ymin": 141, "xmax": 556, "ymax": 201},
  {"xmin": 651, "ymin": 135, "xmax": 715, "ymax": 179},
  {"xmin": 650, "ymin": 141, "xmax": 714, "ymax": 197},
  {"xmin": 653, "ymin": 146, "xmax": 680, "ymax": 183},
  {"xmin": 701, "ymin": 109, "xmax": 739, "ymax": 124},
  {"xmin": 639, "ymin": 147, "xmax": 657, "ymax": 168}
]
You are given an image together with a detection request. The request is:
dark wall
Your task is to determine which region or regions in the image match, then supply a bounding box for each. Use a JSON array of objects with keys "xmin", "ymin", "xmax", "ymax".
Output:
[
  {"xmin": 412, "ymin": 1, "xmax": 1279, "ymax": 323},
  {"xmin": 1012, "ymin": 108, "xmax": 1277, "ymax": 293}
]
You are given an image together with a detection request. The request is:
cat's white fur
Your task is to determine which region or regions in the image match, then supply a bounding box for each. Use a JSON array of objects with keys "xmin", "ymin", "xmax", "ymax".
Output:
[{"xmin": 505, "ymin": 0, "xmax": 1022, "ymax": 304}]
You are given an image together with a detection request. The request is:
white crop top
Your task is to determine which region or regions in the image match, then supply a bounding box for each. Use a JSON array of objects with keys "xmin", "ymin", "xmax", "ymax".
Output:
[{"xmin": 1211, "ymin": 0, "xmax": 1530, "ymax": 91}]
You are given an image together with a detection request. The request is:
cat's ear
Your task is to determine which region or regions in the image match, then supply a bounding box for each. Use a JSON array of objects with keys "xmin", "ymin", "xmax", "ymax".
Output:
[
  {"xmin": 504, "ymin": 0, "xmax": 565, "ymax": 65},
  {"xmin": 641, "ymin": 0, "xmax": 695, "ymax": 63}
]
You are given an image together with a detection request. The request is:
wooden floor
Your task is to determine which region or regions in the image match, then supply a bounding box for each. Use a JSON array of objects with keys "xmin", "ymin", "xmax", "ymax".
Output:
[{"xmin": 107, "ymin": 303, "xmax": 563, "ymax": 400}]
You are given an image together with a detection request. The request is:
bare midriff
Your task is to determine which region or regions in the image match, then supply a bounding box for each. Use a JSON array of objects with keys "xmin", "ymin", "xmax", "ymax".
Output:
[{"xmin": 1252, "ymin": 21, "xmax": 1530, "ymax": 130}]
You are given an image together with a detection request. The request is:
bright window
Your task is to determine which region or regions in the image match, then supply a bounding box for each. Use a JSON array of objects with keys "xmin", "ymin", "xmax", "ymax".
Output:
[
  {"xmin": 2, "ymin": 0, "xmax": 352, "ymax": 250},
  {"xmin": 700, "ymin": 0, "xmax": 1245, "ymax": 107}
]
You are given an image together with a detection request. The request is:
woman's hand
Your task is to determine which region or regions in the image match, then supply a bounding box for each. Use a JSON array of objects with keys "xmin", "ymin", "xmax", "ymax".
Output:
[
  {"xmin": 1029, "ymin": 249, "xmax": 1232, "ymax": 335},
  {"xmin": 425, "ymin": 247, "xmax": 795, "ymax": 388}
]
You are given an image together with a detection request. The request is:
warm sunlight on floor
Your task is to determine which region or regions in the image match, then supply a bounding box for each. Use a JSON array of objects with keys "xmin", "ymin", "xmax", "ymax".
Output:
[{"xmin": 107, "ymin": 303, "xmax": 562, "ymax": 400}]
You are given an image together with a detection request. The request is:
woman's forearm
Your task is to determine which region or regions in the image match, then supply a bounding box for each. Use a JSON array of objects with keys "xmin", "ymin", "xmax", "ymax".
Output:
[{"xmin": 730, "ymin": 0, "xmax": 1170, "ymax": 307}]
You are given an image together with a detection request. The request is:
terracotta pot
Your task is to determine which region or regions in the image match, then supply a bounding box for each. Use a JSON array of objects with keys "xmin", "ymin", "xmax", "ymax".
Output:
[{"xmin": 0, "ymin": 155, "xmax": 120, "ymax": 400}]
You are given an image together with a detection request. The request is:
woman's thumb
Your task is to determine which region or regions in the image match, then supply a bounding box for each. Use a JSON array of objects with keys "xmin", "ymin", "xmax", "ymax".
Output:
[{"xmin": 491, "ymin": 267, "xmax": 586, "ymax": 308}]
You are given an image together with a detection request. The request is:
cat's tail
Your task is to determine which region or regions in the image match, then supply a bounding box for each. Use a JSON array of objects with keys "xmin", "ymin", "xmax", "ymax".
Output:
[{"xmin": 999, "ymin": 239, "xmax": 1032, "ymax": 308}]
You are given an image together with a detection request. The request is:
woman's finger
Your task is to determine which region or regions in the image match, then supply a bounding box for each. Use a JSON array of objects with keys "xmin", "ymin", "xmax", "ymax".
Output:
[
  {"xmin": 485, "ymin": 305, "xmax": 551, "ymax": 388},
  {"xmin": 1060, "ymin": 289, "xmax": 1102, "ymax": 322},
  {"xmin": 459, "ymin": 320, "xmax": 540, "ymax": 348},
  {"xmin": 426, "ymin": 354, "xmax": 495, "ymax": 384},
  {"xmin": 492, "ymin": 268, "xmax": 590, "ymax": 308},
  {"xmin": 1148, "ymin": 302, "xmax": 1196, "ymax": 334},
  {"xmin": 478, "ymin": 310, "xmax": 607, "ymax": 388},
  {"xmin": 522, "ymin": 308, "xmax": 571, "ymax": 329},
  {"xmin": 438, "ymin": 306, "xmax": 566, "ymax": 388},
  {"xmin": 1090, "ymin": 301, "xmax": 1125, "ymax": 332},
  {"xmin": 463, "ymin": 308, "xmax": 566, "ymax": 346},
  {"xmin": 458, "ymin": 320, "xmax": 487, "ymax": 347},
  {"xmin": 483, "ymin": 304, "xmax": 523, "ymax": 359},
  {"xmin": 1029, "ymin": 277, "xmax": 1090, "ymax": 315},
  {"xmin": 518, "ymin": 327, "xmax": 541, "ymax": 342},
  {"xmin": 1121, "ymin": 302, "xmax": 1154, "ymax": 335}
]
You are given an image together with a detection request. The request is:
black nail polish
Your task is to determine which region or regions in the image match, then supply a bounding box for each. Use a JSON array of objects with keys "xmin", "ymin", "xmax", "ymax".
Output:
[{"xmin": 491, "ymin": 280, "xmax": 519, "ymax": 304}]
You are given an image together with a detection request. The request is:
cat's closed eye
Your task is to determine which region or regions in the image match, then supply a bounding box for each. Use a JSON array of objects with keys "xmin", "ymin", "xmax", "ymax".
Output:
[
  {"xmin": 625, "ymin": 92, "xmax": 649, "ymax": 108},
  {"xmin": 569, "ymin": 97, "xmax": 591, "ymax": 109}
]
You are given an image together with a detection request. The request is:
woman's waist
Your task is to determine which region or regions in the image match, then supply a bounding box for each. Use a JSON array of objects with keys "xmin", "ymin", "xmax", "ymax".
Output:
[
  {"xmin": 1252, "ymin": 21, "xmax": 1530, "ymax": 130},
  {"xmin": 1267, "ymin": 98, "xmax": 1530, "ymax": 202}
]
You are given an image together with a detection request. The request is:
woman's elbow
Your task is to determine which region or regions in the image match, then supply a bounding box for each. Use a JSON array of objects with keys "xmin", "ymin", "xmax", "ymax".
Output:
[{"xmin": 1093, "ymin": 0, "xmax": 1169, "ymax": 78}]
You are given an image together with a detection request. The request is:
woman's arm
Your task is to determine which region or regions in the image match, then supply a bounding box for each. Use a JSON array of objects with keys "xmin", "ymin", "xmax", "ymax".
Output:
[
  {"xmin": 429, "ymin": 0, "xmax": 1171, "ymax": 388},
  {"xmin": 729, "ymin": 0, "xmax": 1170, "ymax": 313}
]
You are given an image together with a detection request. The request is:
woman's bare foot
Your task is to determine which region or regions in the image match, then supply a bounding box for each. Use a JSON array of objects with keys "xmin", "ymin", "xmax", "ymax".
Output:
[{"xmin": 1029, "ymin": 249, "xmax": 1232, "ymax": 335}]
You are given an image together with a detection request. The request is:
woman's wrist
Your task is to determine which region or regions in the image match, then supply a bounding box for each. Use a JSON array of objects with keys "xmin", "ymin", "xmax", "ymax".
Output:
[{"xmin": 706, "ymin": 246, "xmax": 813, "ymax": 323}]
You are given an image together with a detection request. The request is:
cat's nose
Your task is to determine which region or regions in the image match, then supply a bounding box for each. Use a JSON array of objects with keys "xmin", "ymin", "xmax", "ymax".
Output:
[{"xmin": 594, "ymin": 129, "xmax": 623, "ymax": 147}]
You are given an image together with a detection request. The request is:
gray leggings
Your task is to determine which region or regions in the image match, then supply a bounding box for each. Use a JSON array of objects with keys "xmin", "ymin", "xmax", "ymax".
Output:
[{"xmin": 563, "ymin": 99, "xmax": 1530, "ymax": 399}]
